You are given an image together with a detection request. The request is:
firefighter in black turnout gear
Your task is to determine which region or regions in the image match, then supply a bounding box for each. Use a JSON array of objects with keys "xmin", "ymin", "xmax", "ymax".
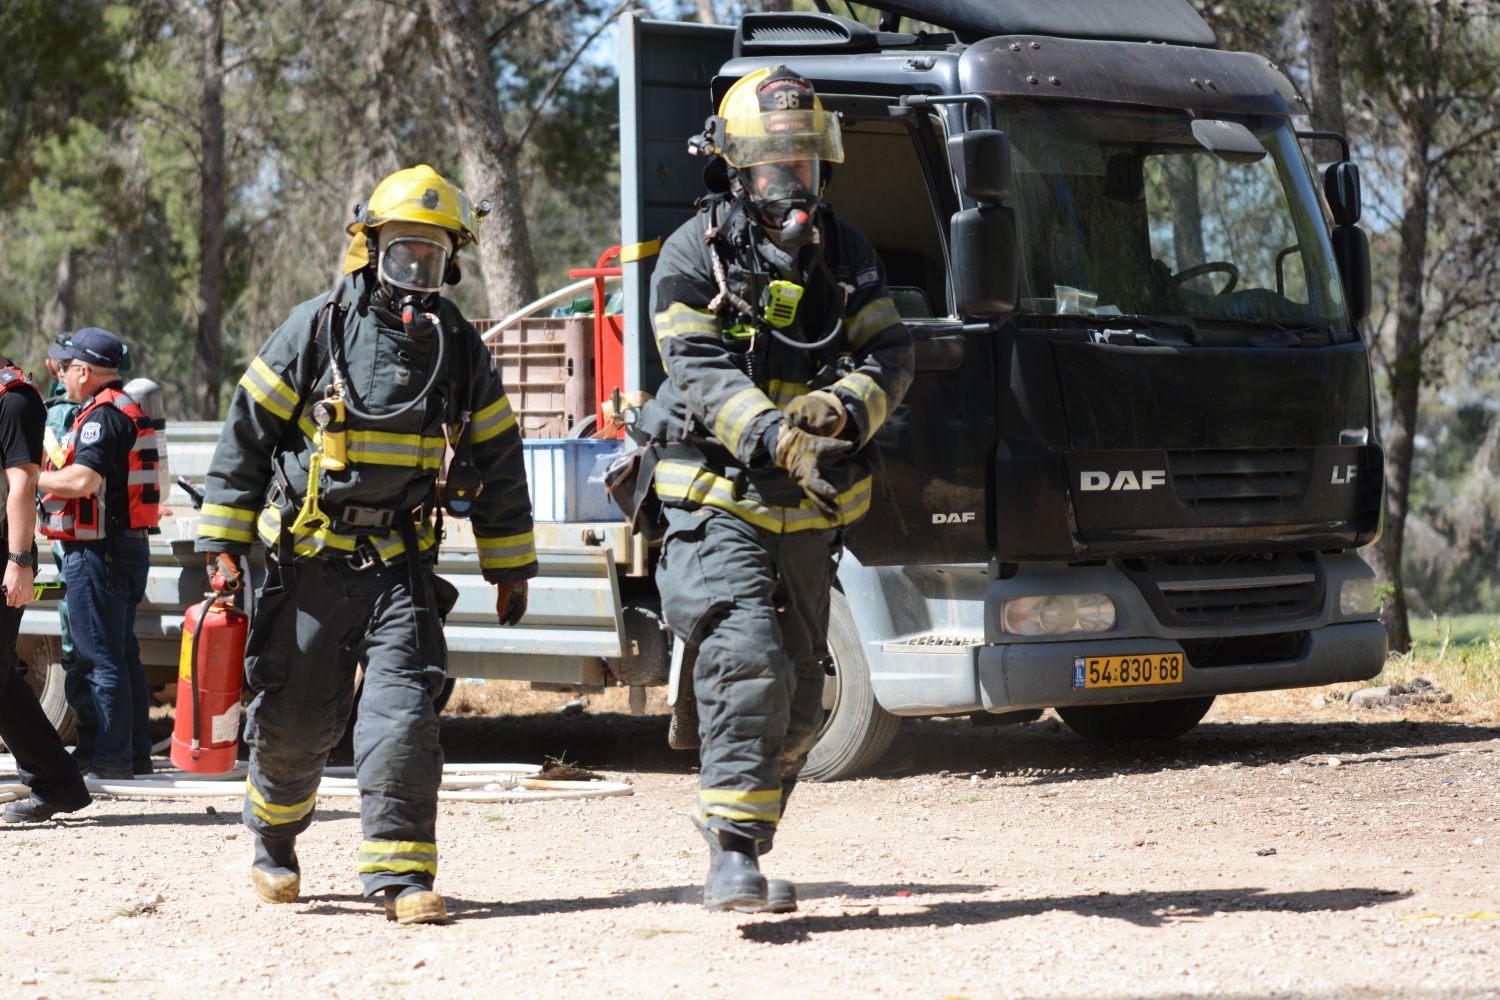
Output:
[
  {"xmin": 647, "ymin": 67, "xmax": 913, "ymax": 912},
  {"xmin": 195, "ymin": 166, "xmax": 536, "ymax": 926}
]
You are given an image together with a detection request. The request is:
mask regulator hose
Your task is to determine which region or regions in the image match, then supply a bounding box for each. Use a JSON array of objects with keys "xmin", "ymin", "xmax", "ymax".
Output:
[{"xmin": 331, "ymin": 295, "xmax": 448, "ymax": 423}]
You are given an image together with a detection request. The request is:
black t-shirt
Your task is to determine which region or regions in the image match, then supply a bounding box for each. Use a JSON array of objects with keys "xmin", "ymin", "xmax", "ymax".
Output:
[
  {"xmin": 70, "ymin": 383, "xmax": 138, "ymax": 535},
  {"xmin": 0, "ymin": 380, "xmax": 46, "ymax": 543}
]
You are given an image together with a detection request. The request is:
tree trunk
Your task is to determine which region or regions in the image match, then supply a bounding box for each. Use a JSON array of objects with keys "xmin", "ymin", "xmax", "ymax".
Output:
[
  {"xmin": 42, "ymin": 248, "xmax": 78, "ymax": 341},
  {"xmin": 1376, "ymin": 24, "xmax": 1443, "ymax": 653},
  {"xmin": 342, "ymin": 2, "xmax": 420, "ymax": 281},
  {"xmin": 1164, "ymin": 156, "xmax": 1206, "ymax": 268},
  {"xmin": 692, "ymin": 0, "xmax": 718, "ymax": 24},
  {"xmin": 425, "ymin": 0, "xmax": 539, "ymax": 317},
  {"xmin": 1299, "ymin": 0, "xmax": 1347, "ymax": 136},
  {"xmin": 194, "ymin": 0, "xmax": 228, "ymax": 419}
]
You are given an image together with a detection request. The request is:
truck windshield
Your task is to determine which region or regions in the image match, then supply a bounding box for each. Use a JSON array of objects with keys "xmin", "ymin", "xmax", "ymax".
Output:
[{"xmin": 996, "ymin": 101, "xmax": 1350, "ymax": 338}]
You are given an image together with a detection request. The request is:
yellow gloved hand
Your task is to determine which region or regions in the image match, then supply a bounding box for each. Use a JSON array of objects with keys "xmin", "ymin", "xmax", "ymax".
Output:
[
  {"xmin": 785, "ymin": 390, "xmax": 847, "ymax": 438},
  {"xmin": 495, "ymin": 579, "xmax": 529, "ymax": 627},
  {"xmin": 773, "ymin": 421, "xmax": 854, "ymax": 520}
]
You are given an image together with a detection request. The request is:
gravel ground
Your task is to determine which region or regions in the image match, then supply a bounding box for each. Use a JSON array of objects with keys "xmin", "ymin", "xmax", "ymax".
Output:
[{"xmin": 3, "ymin": 695, "xmax": 1498, "ymax": 1000}]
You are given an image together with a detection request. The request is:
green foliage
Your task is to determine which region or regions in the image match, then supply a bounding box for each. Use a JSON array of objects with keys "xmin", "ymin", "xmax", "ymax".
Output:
[
  {"xmin": 0, "ymin": 1, "xmax": 129, "ymax": 207},
  {"xmin": 1388, "ymin": 613, "xmax": 1500, "ymax": 709}
]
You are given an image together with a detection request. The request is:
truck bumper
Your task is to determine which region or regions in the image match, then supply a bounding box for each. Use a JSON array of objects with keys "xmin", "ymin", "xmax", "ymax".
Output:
[{"xmin": 974, "ymin": 620, "xmax": 1387, "ymax": 712}]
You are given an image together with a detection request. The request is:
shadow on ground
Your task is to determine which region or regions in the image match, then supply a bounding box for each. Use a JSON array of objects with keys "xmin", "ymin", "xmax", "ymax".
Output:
[
  {"xmin": 295, "ymin": 882, "xmax": 1410, "ymax": 933},
  {"xmin": 735, "ymin": 885, "xmax": 1412, "ymax": 943},
  {"xmin": 436, "ymin": 710, "xmax": 1500, "ymax": 786}
]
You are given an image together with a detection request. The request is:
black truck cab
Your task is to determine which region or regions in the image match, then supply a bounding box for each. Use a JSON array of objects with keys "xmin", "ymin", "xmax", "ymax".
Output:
[{"xmin": 619, "ymin": 0, "xmax": 1386, "ymax": 778}]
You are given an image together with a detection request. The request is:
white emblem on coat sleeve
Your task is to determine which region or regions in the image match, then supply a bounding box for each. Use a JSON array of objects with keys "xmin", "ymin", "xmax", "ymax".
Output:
[{"xmin": 80, "ymin": 422, "xmax": 102, "ymax": 445}]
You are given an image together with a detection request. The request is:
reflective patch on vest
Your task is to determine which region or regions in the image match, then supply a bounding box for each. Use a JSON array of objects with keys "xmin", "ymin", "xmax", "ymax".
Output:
[
  {"xmin": 80, "ymin": 422, "xmax": 102, "ymax": 445},
  {"xmin": 855, "ymin": 266, "xmax": 880, "ymax": 289}
]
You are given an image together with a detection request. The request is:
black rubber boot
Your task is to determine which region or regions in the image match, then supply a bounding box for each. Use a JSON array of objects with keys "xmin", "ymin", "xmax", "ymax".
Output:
[
  {"xmin": 763, "ymin": 878, "xmax": 798, "ymax": 913},
  {"xmin": 250, "ymin": 837, "xmax": 300, "ymax": 904},
  {"xmin": 703, "ymin": 832, "xmax": 768, "ymax": 912}
]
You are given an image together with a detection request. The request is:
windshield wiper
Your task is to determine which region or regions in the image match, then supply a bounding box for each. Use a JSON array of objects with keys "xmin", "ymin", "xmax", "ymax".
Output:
[
  {"xmin": 1016, "ymin": 312, "xmax": 1202, "ymax": 346},
  {"xmin": 1194, "ymin": 316, "xmax": 1336, "ymax": 346}
]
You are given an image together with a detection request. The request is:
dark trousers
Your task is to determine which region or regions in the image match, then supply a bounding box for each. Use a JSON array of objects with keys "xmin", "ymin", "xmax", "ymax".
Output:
[
  {"xmin": 62, "ymin": 536, "xmax": 151, "ymax": 774},
  {"xmin": 0, "ymin": 603, "xmax": 90, "ymax": 804},
  {"xmin": 656, "ymin": 506, "xmax": 837, "ymax": 848},
  {"xmin": 54, "ymin": 542, "xmax": 97, "ymax": 764},
  {"xmin": 242, "ymin": 553, "xmax": 447, "ymax": 895}
]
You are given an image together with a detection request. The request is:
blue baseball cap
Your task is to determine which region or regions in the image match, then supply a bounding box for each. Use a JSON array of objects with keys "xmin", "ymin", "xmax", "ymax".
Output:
[
  {"xmin": 62, "ymin": 327, "xmax": 129, "ymax": 370},
  {"xmin": 46, "ymin": 331, "xmax": 72, "ymax": 362}
]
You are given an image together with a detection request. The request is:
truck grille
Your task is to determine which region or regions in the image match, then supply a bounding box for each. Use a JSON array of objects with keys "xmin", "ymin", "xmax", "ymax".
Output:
[
  {"xmin": 1155, "ymin": 572, "xmax": 1321, "ymax": 626},
  {"xmin": 1168, "ymin": 449, "xmax": 1308, "ymax": 518}
]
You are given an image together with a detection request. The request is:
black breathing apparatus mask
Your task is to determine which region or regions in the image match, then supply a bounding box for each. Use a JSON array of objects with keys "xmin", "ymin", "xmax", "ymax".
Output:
[{"xmin": 743, "ymin": 161, "xmax": 821, "ymax": 248}]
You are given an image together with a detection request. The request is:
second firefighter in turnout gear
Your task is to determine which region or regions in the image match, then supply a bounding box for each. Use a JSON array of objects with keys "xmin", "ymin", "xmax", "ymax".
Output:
[
  {"xmin": 647, "ymin": 67, "xmax": 913, "ymax": 912},
  {"xmin": 195, "ymin": 165, "xmax": 536, "ymax": 925}
]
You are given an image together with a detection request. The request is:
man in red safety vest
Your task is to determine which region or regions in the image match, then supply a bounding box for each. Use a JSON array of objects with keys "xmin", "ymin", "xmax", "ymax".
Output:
[{"xmin": 36, "ymin": 328, "xmax": 161, "ymax": 782}]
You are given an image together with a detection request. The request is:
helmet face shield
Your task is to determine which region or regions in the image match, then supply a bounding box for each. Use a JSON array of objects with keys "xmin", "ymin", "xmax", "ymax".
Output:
[
  {"xmin": 721, "ymin": 109, "xmax": 844, "ymax": 169},
  {"xmin": 379, "ymin": 235, "xmax": 450, "ymax": 294}
]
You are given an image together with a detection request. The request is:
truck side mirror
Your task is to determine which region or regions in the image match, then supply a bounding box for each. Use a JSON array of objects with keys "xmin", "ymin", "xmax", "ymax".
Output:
[
  {"xmin": 948, "ymin": 129, "xmax": 1012, "ymax": 205},
  {"xmin": 947, "ymin": 130, "xmax": 1017, "ymax": 320},
  {"xmin": 1331, "ymin": 223, "xmax": 1371, "ymax": 323},
  {"xmin": 950, "ymin": 205, "xmax": 1018, "ymax": 320},
  {"xmin": 1324, "ymin": 161, "xmax": 1361, "ymax": 225}
]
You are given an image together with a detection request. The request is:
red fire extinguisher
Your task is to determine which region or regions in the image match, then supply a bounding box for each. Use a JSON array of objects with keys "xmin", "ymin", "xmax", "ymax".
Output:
[{"xmin": 170, "ymin": 554, "xmax": 249, "ymax": 774}]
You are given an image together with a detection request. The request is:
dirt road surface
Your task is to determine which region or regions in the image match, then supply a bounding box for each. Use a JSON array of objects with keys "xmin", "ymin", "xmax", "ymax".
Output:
[{"xmin": 4, "ymin": 693, "xmax": 1497, "ymax": 1000}]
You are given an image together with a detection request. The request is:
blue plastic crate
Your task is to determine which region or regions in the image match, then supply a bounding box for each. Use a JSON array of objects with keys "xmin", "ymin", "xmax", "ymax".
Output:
[{"xmin": 522, "ymin": 439, "xmax": 626, "ymax": 522}]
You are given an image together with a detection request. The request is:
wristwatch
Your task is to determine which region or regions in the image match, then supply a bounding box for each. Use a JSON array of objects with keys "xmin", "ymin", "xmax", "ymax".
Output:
[{"xmin": 6, "ymin": 551, "xmax": 34, "ymax": 568}]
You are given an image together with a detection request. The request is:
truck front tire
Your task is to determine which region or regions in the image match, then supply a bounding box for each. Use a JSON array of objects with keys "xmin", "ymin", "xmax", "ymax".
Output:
[
  {"xmin": 801, "ymin": 590, "xmax": 900, "ymax": 782},
  {"xmin": 8, "ymin": 635, "xmax": 76, "ymax": 747},
  {"xmin": 1056, "ymin": 695, "xmax": 1215, "ymax": 743}
]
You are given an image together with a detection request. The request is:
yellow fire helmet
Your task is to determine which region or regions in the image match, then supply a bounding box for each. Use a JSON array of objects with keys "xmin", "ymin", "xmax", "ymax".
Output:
[
  {"xmin": 341, "ymin": 165, "xmax": 484, "ymax": 275},
  {"xmin": 717, "ymin": 66, "xmax": 844, "ymax": 170}
]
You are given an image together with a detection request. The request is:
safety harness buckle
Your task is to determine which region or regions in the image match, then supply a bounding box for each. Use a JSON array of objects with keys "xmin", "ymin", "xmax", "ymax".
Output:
[
  {"xmin": 328, "ymin": 501, "xmax": 397, "ymax": 532},
  {"xmin": 348, "ymin": 539, "xmax": 382, "ymax": 571}
]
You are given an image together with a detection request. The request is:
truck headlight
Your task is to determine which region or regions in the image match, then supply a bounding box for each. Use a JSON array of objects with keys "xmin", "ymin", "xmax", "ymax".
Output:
[
  {"xmin": 1001, "ymin": 593, "xmax": 1117, "ymax": 636},
  {"xmin": 1339, "ymin": 578, "xmax": 1377, "ymax": 616}
]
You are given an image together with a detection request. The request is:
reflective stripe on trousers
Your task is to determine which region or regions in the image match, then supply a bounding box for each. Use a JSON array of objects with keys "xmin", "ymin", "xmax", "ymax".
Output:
[
  {"xmin": 655, "ymin": 505, "xmax": 837, "ymax": 846},
  {"xmin": 240, "ymin": 552, "xmax": 448, "ymax": 895}
]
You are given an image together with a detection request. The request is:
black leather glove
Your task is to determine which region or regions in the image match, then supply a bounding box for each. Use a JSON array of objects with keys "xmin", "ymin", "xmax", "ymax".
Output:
[
  {"xmin": 785, "ymin": 389, "xmax": 848, "ymax": 438},
  {"xmin": 773, "ymin": 420, "xmax": 854, "ymax": 519},
  {"xmin": 495, "ymin": 579, "xmax": 529, "ymax": 626}
]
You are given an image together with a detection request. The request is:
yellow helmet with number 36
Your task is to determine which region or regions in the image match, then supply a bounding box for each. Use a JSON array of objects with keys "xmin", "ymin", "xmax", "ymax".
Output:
[{"xmin": 717, "ymin": 66, "xmax": 844, "ymax": 169}]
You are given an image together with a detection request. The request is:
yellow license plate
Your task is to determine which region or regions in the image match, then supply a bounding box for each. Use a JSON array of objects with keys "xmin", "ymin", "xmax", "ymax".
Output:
[{"xmin": 1072, "ymin": 652, "xmax": 1185, "ymax": 690}]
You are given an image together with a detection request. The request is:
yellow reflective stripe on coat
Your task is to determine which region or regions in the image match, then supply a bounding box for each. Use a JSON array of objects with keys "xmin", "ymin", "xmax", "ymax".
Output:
[
  {"xmin": 238, "ymin": 357, "xmax": 300, "ymax": 422},
  {"xmin": 245, "ymin": 780, "xmax": 316, "ymax": 826},
  {"xmin": 833, "ymin": 371, "xmax": 891, "ymax": 443},
  {"xmin": 846, "ymin": 295, "xmax": 902, "ymax": 352},
  {"xmin": 653, "ymin": 302, "xmax": 719, "ymax": 344},
  {"xmin": 344, "ymin": 429, "xmax": 446, "ymax": 469},
  {"xmin": 256, "ymin": 505, "xmax": 439, "ymax": 559},
  {"xmin": 475, "ymin": 530, "xmax": 536, "ymax": 571},
  {"xmin": 357, "ymin": 839, "xmax": 438, "ymax": 876},
  {"xmin": 712, "ymin": 386, "xmax": 778, "ymax": 456},
  {"xmin": 653, "ymin": 459, "xmax": 871, "ymax": 533},
  {"xmin": 696, "ymin": 787, "xmax": 783, "ymax": 824},
  {"xmin": 469, "ymin": 394, "xmax": 517, "ymax": 445},
  {"xmin": 198, "ymin": 502, "xmax": 258, "ymax": 544},
  {"xmin": 764, "ymin": 379, "xmax": 811, "ymax": 408}
]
